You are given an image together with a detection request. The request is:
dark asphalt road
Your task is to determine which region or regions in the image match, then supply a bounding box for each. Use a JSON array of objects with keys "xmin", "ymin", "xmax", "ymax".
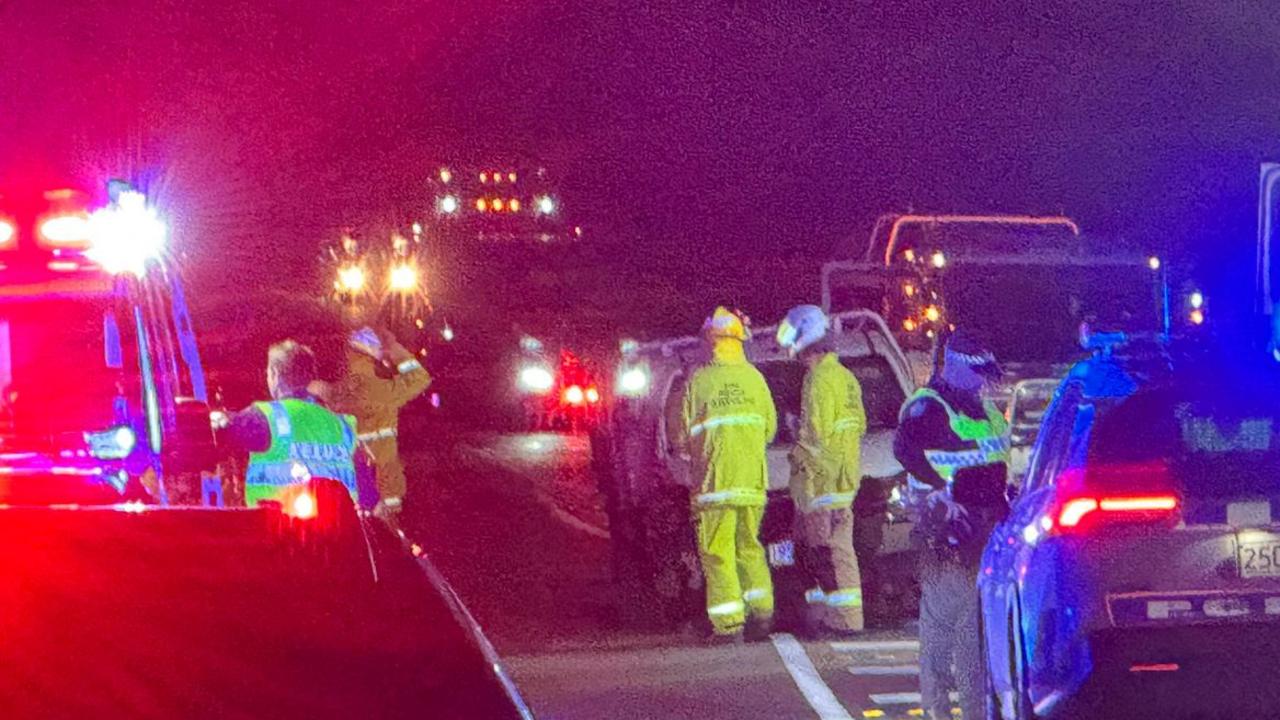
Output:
[{"xmin": 397, "ymin": 431, "xmax": 956, "ymax": 720}]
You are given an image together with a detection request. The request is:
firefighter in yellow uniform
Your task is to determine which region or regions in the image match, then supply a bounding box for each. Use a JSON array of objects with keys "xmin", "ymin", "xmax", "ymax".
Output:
[
  {"xmin": 674, "ymin": 307, "xmax": 778, "ymax": 643},
  {"xmin": 321, "ymin": 327, "xmax": 431, "ymax": 517},
  {"xmin": 777, "ymin": 305, "xmax": 867, "ymax": 636}
]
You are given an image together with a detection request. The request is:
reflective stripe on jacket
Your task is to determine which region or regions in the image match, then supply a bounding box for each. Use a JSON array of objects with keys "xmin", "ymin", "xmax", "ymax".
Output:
[
  {"xmin": 790, "ymin": 353, "xmax": 866, "ymax": 512},
  {"xmin": 899, "ymin": 387, "xmax": 1009, "ymax": 494},
  {"xmin": 245, "ymin": 399, "xmax": 358, "ymax": 507},
  {"xmin": 677, "ymin": 340, "xmax": 778, "ymax": 508}
]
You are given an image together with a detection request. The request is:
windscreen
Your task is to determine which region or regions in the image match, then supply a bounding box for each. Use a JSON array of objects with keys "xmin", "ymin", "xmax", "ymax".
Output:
[
  {"xmin": 760, "ymin": 356, "xmax": 905, "ymax": 446},
  {"xmin": 941, "ymin": 263, "xmax": 1161, "ymax": 364},
  {"xmin": 1088, "ymin": 377, "xmax": 1280, "ymax": 504},
  {"xmin": 0, "ymin": 296, "xmax": 134, "ymax": 438}
]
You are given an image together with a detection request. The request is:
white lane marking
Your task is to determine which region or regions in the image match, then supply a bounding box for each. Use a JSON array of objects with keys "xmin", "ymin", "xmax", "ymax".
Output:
[
  {"xmin": 848, "ymin": 665, "xmax": 919, "ymax": 676},
  {"xmin": 871, "ymin": 692, "xmax": 922, "ymax": 705},
  {"xmin": 771, "ymin": 633, "xmax": 855, "ymax": 720},
  {"xmin": 831, "ymin": 640, "xmax": 920, "ymax": 652}
]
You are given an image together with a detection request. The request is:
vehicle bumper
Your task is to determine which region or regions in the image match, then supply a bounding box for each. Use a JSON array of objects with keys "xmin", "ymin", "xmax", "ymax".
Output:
[{"xmin": 1044, "ymin": 624, "xmax": 1280, "ymax": 718}]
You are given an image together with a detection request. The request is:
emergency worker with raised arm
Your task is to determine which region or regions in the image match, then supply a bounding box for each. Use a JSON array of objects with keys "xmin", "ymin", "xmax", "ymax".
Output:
[
  {"xmin": 219, "ymin": 340, "xmax": 359, "ymax": 507},
  {"xmin": 320, "ymin": 327, "xmax": 431, "ymax": 518},
  {"xmin": 673, "ymin": 307, "xmax": 778, "ymax": 643},
  {"xmin": 776, "ymin": 305, "xmax": 867, "ymax": 636},
  {"xmin": 893, "ymin": 329, "xmax": 1010, "ymax": 720}
]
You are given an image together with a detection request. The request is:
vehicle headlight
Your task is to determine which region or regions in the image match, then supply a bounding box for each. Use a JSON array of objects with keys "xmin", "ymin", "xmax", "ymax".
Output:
[
  {"xmin": 617, "ymin": 366, "xmax": 650, "ymax": 397},
  {"xmin": 518, "ymin": 365, "xmax": 555, "ymax": 394},
  {"xmin": 85, "ymin": 425, "xmax": 137, "ymax": 460}
]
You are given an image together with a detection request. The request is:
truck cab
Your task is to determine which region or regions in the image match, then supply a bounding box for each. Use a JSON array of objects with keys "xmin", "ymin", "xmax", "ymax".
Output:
[
  {"xmin": 822, "ymin": 214, "xmax": 1181, "ymax": 476},
  {"xmin": 602, "ymin": 310, "xmax": 920, "ymax": 630},
  {"xmin": 0, "ymin": 185, "xmax": 216, "ymax": 506}
]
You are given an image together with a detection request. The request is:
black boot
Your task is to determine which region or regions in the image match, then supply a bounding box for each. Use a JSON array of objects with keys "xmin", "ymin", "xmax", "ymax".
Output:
[{"xmin": 744, "ymin": 615, "xmax": 775, "ymax": 643}]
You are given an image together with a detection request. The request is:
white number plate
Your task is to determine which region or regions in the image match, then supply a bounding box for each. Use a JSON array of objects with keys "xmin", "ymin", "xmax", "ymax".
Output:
[
  {"xmin": 768, "ymin": 540, "xmax": 795, "ymax": 568},
  {"xmin": 1240, "ymin": 541, "xmax": 1280, "ymax": 578}
]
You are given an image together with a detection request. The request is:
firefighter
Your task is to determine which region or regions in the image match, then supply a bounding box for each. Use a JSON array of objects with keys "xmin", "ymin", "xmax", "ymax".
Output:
[
  {"xmin": 221, "ymin": 340, "xmax": 359, "ymax": 506},
  {"xmin": 776, "ymin": 305, "xmax": 867, "ymax": 636},
  {"xmin": 893, "ymin": 329, "xmax": 1010, "ymax": 720},
  {"xmin": 319, "ymin": 326, "xmax": 431, "ymax": 518},
  {"xmin": 673, "ymin": 307, "xmax": 778, "ymax": 643}
]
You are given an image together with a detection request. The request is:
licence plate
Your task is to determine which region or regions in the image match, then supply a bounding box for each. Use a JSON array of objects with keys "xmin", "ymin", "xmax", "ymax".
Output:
[
  {"xmin": 768, "ymin": 540, "xmax": 795, "ymax": 568},
  {"xmin": 1240, "ymin": 541, "xmax": 1280, "ymax": 578}
]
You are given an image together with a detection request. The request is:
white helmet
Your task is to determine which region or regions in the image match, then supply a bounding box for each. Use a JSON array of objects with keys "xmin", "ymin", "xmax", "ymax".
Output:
[{"xmin": 776, "ymin": 305, "xmax": 829, "ymax": 357}]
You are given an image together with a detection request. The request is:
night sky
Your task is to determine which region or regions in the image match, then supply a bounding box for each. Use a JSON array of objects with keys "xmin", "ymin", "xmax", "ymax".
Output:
[{"xmin": 1, "ymin": 0, "xmax": 1277, "ymax": 339}]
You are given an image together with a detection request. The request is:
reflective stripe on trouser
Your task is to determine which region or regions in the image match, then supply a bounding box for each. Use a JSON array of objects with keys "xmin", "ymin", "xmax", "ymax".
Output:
[
  {"xmin": 795, "ymin": 507, "xmax": 863, "ymax": 632},
  {"xmin": 919, "ymin": 555, "xmax": 984, "ymax": 720},
  {"xmin": 696, "ymin": 504, "xmax": 774, "ymax": 634}
]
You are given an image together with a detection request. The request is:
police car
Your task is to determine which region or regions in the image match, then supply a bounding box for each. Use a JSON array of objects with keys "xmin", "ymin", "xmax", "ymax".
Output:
[
  {"xmin": 0, "ymin": 183, "xmax": 218, "ymax": 506},
  {"xmin": 979, "ymin": 337, "xmax": 1280, "ymax": 718},
  {"xmin": 0, "ymin": 477, "xmax": 534, "ymax": 719},
  {"xmin": 604, "ymin": 310, "xmax": 919, "ymax": 630}
]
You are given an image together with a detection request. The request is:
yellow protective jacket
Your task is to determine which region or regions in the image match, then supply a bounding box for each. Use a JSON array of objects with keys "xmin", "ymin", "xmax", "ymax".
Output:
[
  {"xmin": 790, "ymin": 353, "xmax": 866, "ymax": 512},
  {"xmin": 327, "ymin": 351, "xmax": 431, "ymax": 501},
  {"xmin": 676, "ymin": 340, "xmax": 778, "ymax": 508}
]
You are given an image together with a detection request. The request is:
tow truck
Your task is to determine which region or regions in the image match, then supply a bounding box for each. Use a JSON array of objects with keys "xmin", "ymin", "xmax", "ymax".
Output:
[
  {"xmin": 821, "ymin": 213, "xmax": 1201, "ymax": 482},
  {"xmin": 0, "ymin": 183, "xmax": 219, "ymax": 506},
  {"xmin": 599, "ymin": 310, "xmax": 920, "ymax": 631}
]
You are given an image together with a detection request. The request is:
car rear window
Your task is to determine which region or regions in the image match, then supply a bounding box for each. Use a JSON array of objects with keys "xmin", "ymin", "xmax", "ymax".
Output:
[{"xmin": 1089, "ymin": 382, "xmax": 1280, "ymax": 501}]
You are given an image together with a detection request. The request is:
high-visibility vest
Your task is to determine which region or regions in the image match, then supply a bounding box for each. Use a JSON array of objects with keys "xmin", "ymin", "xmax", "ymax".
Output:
[
  {"xmin": 900, "ymin": 387, "xmax": 1010, "ymax": 496},
  {"xmin": 245, "ymin": 399, "xmax": 358, "ymax": 507}
]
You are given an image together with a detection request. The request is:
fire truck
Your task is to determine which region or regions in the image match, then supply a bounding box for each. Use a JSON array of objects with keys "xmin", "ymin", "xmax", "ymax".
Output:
[{"xmin": 0, "ymin": 182, "xmax": 218, "ymax": 506}]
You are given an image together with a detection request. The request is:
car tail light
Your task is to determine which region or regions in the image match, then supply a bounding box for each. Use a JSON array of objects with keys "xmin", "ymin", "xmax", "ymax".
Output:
[{"xmin": 1051, "ymin": 462, "xmax": 1179, "ymax": 532}]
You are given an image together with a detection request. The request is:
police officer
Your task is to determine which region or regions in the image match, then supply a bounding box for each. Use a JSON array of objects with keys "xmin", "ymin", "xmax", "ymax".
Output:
[
  {"xmin": 222, "ymin": 340, "xmax": 360, "ymax": 507},
  {"xmin": 673, "ymin": 307, "xmax": 778, "ymax": 643},
  {"xmin": 893, "ymin": 329, "xmax": 1009, "ymax": 720},
  {"xmin": 776, "ymin": 305, "xmax": 867, "ymax": 636}
]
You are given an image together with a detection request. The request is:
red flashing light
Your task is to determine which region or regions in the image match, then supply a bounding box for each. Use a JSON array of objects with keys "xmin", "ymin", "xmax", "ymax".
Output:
[
  {"xmin": 0, "ymin": 219, "xmax": 14, "ymax": 248},
  {"xmin": 1130, "ymin": 663, "xmax": 1179, "ymax": 673},
  {"xmin": 288, "ymin": 490, "xmax": 318, "ymax": 520},
  {"xmin": 38, "ymin": 214, "xmax": 91, "ymax": 248}
]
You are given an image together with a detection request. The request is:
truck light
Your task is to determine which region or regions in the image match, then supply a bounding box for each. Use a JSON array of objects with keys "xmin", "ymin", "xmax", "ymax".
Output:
[
  {"xmin": 336, "ymin": 265, "xmax": 365, "ymax": 293},
  {"xmin": 85, "ymin": 190, "xmax": 166, "ymax": 276},
  {"xmin": 441, "ymin": 324, "xmax": 455, "ymax": 342},
  {"xmin": 924, "ymin": 305, "xmax": 941, "ymax": 322},
  {"xmin": 476, "ymin": 198, "xmax": 488, "ymax": 212},
  {"xmin": 509, "ymin": 198, "xmax": 521, "ymax": 212},
  {"xmin": 1148, "ymin": 256, "xmax": 1161, "ymax": 271},
  {"xmin": 85, "ymin": 425, "xmax": 137, "ymax": 460},
  {"xmin": 1189, "ymin": 291, "xmax": 1204, "ymax": 309},
  {"xmin": 930, "ymin": 251, "xmax": 946, "ymax": 269},
  {"xmin": 39, "ymin": 214, "xmax": 91, "ymax": 247},
  {"xmin": 439, "ymin": 167, "xmax": 452, "ymax": 184},
  {"xmin": 536, "ymin": 196, "xmax": 556, "ymax": 215},
  {"xmin": 586, "ymin": 387, "xmax": 600, "ymax": 404},
  {"xmin": 389, "ymin": 264, "xmax": 418, "ymax": 292},
  {"xmin": 439, "ymin": 195, "xmax": 459, "ymax": 214},
  {"xmin": 0, "ymin": 219, "xmax": 13, "ymax": 248},
  {"xmin": 289, "ymin": 490, "xmax": 318, "ymax": 520},
  {"xmin": 903, "ymin": 318, "xmax": 918, "ymax": 331},
  {"xmin": 1190, "ymin": 309, "xmax": 1205, "ymax": 325}
]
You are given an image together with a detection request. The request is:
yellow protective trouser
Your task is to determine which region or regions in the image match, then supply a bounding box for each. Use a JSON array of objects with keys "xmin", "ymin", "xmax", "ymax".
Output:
[
  {"xmin": 366, "ymin": 436, "xmax": 407, "ymax": 503},
  {"xmin": 797, "ymin": 507, "xmax": 864, "ymax": 632},
  {"xmin": 696, "ymin": 505, "xmax": 774, "ymax": 635}
]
